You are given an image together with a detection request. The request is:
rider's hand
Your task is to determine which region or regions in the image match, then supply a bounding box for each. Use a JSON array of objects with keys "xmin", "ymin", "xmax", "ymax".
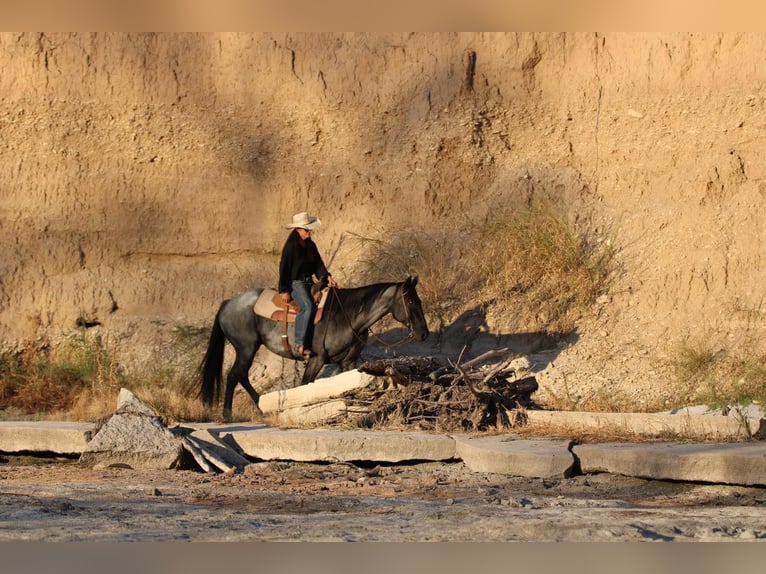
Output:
[
  {"xmin": 280, "ymin": 292, "xmax": 291, "ymax": 304},
  {"xmin": 327, "ymin": 277, "xmax": 338, "ymax": 288}
]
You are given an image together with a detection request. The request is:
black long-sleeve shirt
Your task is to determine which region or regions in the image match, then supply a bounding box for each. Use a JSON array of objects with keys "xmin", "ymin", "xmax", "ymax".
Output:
[{"xmin": 278, "ymin": 230, "xmax": 331, "ymax": 293}]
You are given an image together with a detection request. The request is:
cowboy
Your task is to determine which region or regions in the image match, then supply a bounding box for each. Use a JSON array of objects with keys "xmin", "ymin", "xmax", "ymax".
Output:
[{"xmin": 278, "ymin": 211, "xmax": 338, "ymax": 359}]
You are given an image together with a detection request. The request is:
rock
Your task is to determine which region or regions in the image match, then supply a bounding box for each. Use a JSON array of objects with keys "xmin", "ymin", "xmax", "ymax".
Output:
[
  {"xmin": 115, "ymin": 387, "xmax": 158, "ymax": 417},
  {"xmin": 79, "ymin": 388, "xmax": 182, "ymax": 470},
  {"xmin": 729, "ymin": 404, "xmax": 765, "ymax": 420},
  {"xmin": 664, "ymin": 405, "xmax": 713, "ymax": 416}
]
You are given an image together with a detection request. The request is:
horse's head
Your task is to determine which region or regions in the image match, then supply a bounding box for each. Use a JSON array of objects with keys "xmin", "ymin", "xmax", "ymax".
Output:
[{"xmin": 392, "ymin": 274, "xmax": 429, "ymax": 341}]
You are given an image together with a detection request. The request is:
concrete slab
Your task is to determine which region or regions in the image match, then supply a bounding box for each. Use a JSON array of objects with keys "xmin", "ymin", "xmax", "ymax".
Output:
[
  {"xmin": 454, "ymin": 435, "xmax": 575, "ymax": 478},
  {"xmin": 258, "ymin": 369, "xmax": 375, "ymax": 413},
  {"xmin": 228, "ymin": 427, "xmax": 457, "ymax": 463},
  {"xmin": 0, "ymin": 421, "xmax": 94, "ymax": 454},
  {"xmin": 186, "ymin": 429, "xmax": 251, "ymax": 472},
  {"xmin": 269, "ymin": 399, "xmax": 348, "ymax": 426},
  {"xmin": 574, "ymin": 442, "xmax": 766, "ymax": 486},
  {"xmin": 525, "ymin": 410, "xmax": 764, "ymax": 440},
  {"xmin": 176, "ymin": 423, "xmax": 271, "ymax": 434}
]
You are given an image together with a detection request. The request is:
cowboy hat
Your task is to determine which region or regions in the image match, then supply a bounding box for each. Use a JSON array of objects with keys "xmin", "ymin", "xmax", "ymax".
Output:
[{"xmin": 286, "ymin": 211, "xmax": 322, "ymax": 230}]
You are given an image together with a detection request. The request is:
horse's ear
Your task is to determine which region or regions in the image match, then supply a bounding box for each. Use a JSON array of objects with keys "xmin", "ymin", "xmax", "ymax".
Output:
[{"xmin": 406, "ymin": 274, "xmax": 419, "ymax": 288}]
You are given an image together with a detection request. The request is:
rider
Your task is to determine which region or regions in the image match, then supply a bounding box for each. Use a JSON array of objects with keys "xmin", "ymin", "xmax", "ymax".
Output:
[{"xmin": 278, "ymin": 211, "xmax": 338, "ymax": 359}]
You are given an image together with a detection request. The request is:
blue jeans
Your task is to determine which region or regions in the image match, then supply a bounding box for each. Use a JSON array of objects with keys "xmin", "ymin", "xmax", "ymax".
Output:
[{"xmin": 291, "ymin": 279, "xmax": 315, "ymax": 348}]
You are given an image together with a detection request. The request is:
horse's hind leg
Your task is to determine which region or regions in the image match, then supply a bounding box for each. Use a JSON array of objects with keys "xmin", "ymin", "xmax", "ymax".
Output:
[{"xmin": 223, "ymin": 347, "xmax": 261, "ymax": 420}]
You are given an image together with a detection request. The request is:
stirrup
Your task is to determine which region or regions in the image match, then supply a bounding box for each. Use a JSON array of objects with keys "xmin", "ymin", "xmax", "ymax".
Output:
[{"xmin": 296, "ymin": 345, "xmax": 314, "ymax": 359}]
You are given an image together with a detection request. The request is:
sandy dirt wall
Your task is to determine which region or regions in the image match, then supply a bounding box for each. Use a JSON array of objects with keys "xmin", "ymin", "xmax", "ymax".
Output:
[{"xmin": 2, "ymin": 33, "xmax": 766, "ymax": 394}]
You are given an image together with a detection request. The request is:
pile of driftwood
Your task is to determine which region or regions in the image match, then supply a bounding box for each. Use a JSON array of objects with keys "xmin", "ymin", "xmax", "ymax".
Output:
[{"xmin": 339, "ymin": 348, "xmax": 538, "ymax": 432}]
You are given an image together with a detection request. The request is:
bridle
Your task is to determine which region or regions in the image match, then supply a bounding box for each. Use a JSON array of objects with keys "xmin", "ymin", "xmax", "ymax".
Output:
[{"xmin": 330, "ymin": 283, "xmax": 417, "ymax": 348}]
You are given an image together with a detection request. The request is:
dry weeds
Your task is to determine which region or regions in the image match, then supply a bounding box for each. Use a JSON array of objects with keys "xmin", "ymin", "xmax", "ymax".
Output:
[{"xmin": 9, "ymin": 195, "xmax": 762, "ymax": 426}]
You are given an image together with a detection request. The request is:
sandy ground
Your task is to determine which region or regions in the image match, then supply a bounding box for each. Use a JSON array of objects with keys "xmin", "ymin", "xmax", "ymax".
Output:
[
  {"xmin": 3, "ymin": 333, "xmax": 766, "ymax": 544},
  {"xmin": 2, "ymin": 454, "xmax": 766, "ymax": 542}
]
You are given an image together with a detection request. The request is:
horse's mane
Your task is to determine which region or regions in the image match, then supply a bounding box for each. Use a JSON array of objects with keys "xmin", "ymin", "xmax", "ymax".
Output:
[
  {"xmin": 321, "ymin": 282, "xmax": 401, "ymax": 318},
  {"xmin": 333, "ymin": 281, "xmax": 399, "ymax": 304}
]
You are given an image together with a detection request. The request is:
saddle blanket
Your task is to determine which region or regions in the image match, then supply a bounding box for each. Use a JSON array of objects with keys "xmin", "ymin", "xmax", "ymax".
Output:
[{"xmin": 253, "ymin": 287, "xmax": 329, "ymax": 324}]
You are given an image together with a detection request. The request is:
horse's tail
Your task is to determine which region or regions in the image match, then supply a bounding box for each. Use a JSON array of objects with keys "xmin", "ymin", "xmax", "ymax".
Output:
[{"xmin": 199, "ymin": 301, "xmax": 228, "ymax": 407}]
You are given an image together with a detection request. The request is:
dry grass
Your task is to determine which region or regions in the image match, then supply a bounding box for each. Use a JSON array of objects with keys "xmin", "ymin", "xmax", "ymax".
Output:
[
  {"xmin": 511, "ymin": 421, "xmax": 740, "ymax": 444},
  {"xmin": 0, "ymin": 194, "xmax": 616, "ymax": 422},
  {"xmin": 475, "ymin": 197, "xmax": 613, "ymax": 334},
  {"xmin": 672, "ymin": 338, "xmax": 766, "ymax": 409},
  {"xmin": 347, "ymin": 196, "xmax": 613, "ymax": 337},
  {"xmin": 542, "ymin": 377, "xmax": 653, "ymax": 414},
  {"xmin": 0, "ymin": 334, "xmax": 121, "ymax": 419},
  {"xmin": 121, "ymin": 323, "xmax": 263, "ymax": 423},
  {"xmin": 0, "ymin": 327, "xmax": 257, "ymax": 423},
  {"xmin": 339, "ymin": 227, "xmax": 481, "ymax": 332},
  {"xmin": 669, "ymin": 297, "xmax": 766, "ymax": 409}
]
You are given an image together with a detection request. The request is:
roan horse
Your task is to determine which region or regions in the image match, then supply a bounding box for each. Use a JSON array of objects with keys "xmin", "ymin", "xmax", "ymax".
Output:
[{"xmin": 198, "ymin": 275, "xmax": 428, "ymax": 418}]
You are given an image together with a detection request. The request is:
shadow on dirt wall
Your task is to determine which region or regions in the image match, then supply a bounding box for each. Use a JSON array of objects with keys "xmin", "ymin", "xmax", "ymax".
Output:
[{"xmin": 361, "ymin": 303, "xmax": 573, "ymax": 374}]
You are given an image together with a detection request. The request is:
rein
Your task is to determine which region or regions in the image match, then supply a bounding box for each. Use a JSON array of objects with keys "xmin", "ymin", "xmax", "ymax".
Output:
[{"xmin": 329, "ymin": 284, "xmax": 415, "ymax": 349}]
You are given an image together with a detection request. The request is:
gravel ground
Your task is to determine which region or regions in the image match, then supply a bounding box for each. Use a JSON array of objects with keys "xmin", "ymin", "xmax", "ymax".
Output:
[{"xmin": 2, "ymin": 455, "xmax": 766, "ymax": 542}]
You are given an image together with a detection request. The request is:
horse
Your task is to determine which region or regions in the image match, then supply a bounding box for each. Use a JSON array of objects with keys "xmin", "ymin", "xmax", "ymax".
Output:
[{"xmin": 198, "ymin": 274, "xmax": 428, "ymax": 418}]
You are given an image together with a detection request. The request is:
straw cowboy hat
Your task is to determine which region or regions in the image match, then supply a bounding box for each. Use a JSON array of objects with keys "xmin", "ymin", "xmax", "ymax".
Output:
[{"xmin": 286, "ymin": 211, "xmax": 322, "ymax": 230}]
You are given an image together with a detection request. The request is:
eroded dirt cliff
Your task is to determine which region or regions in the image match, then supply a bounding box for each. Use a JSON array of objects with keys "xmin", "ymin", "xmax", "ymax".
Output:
[{"xmin": 3, "ymin": 32, "xmax": 766, "ymax": 408}]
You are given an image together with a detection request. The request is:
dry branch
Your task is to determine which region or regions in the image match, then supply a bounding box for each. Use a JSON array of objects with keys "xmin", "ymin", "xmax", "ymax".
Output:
[{"xmin": 348, "ymin": 351, "xmax": 538, "ymax": 432}]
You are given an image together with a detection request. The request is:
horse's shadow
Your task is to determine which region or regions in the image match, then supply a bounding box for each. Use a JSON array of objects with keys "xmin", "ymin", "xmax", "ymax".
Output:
[{"xmin": 361, "ymin": 303, "xmax": 576, "ymax": 376}]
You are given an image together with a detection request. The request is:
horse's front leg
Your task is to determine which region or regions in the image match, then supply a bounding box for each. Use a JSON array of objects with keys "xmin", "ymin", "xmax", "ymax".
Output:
[
  {"xmin": 239, "ymin": 378, "xmax": 262, "ymax": 414},
  {"xmin": 224, "ymin": 372, "xmax": 262, "ymax": 419},
  {"xmin": 335, "ymin": 339, "xmax": 366, "ymax": 372},
  {"xmin": 300, "ymin": 356, "xmax": 326, "ymax": 384}
]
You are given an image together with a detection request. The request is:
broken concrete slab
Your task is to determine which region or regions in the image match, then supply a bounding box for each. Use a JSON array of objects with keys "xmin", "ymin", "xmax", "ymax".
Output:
[
  {"xmin": 79, "ymin": 388, "xmax": 182, "ymax": 470},
  {"xmin": 176, "ymin": 422, "xmax": 271, "ymax": 434},
  {"xmin": 525, "ymin": 410, "xmax": 764, "ymax": 440},
  {"xmin": 182, "ymin": 429, "xmax": 251, "ymax": 473},
  {"xmin": 258, "ymin": 369, "xmax": 375, "ymax": 413},
  {"xmin": 454, "ymin": 435, "xmax": 575, "ymax": 478},
  {"xmin": 0, "ymin": 421, "xmax": 94, "ymax": 454},
  {"xmin": 228, "ymin": 427, "xmax": 457, "ymax": 463},
  {"xmin": 182, "ymin": 435, "xmax": 215, "ymax": 472},
  {"xmin": 574, "ymin": 442, "xmax": 766, "ymax": 486}
]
